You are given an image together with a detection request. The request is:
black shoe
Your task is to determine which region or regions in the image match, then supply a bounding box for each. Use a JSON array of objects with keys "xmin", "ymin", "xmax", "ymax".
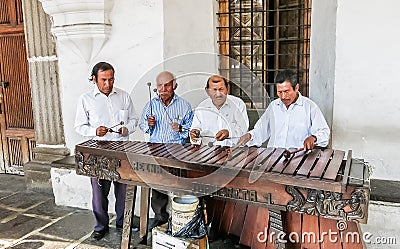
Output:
[
  {"xmin": 116, "ymin": 224, "xmax": 139, "ymax": 232},
  {"xmin": 92, "ymin": 227, "xmax": 109, "ymax": 240},
  {"xmin": 148, "ymin": 218, "xmax": 168, "ymax": 231}
]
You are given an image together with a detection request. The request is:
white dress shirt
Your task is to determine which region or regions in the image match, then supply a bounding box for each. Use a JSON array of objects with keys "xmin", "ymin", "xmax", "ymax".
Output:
[
  {"xmin": 74, "ymin": 86, "xmax": 139, "ymax": 141},
  {"xmin": 191, "ymin": 95, "xmax": 249, "ymax": 147},
  {"xmin": 248, "ymin": 93, "xmax": 330, "ymax": 148}
]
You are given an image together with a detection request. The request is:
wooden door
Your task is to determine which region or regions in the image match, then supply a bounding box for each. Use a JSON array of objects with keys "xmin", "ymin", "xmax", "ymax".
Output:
[{"xmin": 0, "ymin": 0, "xmax": 35, "ymax": 175}]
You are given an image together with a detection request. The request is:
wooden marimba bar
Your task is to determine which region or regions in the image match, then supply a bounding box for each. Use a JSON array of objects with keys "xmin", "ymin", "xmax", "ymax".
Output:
[{"xmin": 75, "ymin": 140, "xmax": 370, "ymax": 249}]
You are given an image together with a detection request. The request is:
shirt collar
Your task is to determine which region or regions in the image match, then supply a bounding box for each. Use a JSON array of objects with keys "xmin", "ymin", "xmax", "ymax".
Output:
[
  {"xmin": 92, "ymin": 86, "xmax": 118, "ymax": 97},
  {"xmin": 154, "ymin": 93, "xmax": 178, "ymax": 106},
  {"xmin": 276, "ymin": 92, "xmax": 304, "ymax": 107},
  {"xmin": 204, "ymin": 95, "xmax": 230, "ymax": 109}
]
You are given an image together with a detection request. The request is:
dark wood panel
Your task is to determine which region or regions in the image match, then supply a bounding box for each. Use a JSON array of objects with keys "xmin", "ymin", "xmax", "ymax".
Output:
[
  {"xmin": 229, "ymin": 202, "xmax": 247, "ymax": 237},
  {"xmin": 283, "ymin": 150, "xmax": 308, "ymax": 175},
  {"xmin": 301, "ymin": 214, "xmax": 321, "ymax": 249},
  {"xmin": 219, "ymin": 201, "xmax": 235, "ymax": 236},
  {"xmin": 225, "ymin": 147, "xmax": 256, "ymax": 168},
  {"xmin": 310, "ymin": 149, "xmax": 334, "ymax": 178},
  {"xmin": 319, "ymin": 217, "xmax": 342, "ymax": 249},
  {"xmin": 323, "ymin": 150, "xmax": 345, "ymax": 180},
  {"xmin": 239, "ymin": 205, "xmax": 258, "ymax": 246},
  {"xmin": 297, "ymin": 149, "xmax": 320, "ymax": 176},
  {"xmin": 211, "ymin": 199, "xmax": 226, "ymax": 236},
  {"xmin": 285, "ymin": 212, "xmax": 302, "ymax": 249},
  {"xmin": 251, "ymin": 207, "xmax": 269, "ymax": 249},
  {"xmin": 263, "ymin": 148, "xmax": 285, "ymax": 172}
]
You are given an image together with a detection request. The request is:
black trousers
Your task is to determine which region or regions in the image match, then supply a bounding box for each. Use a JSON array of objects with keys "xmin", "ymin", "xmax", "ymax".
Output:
[
  {"xmin": 151, "ymin": 189, "xmax": 169, "ymax": 221},
  {"xmin": 90, "ymin": 178, "xmax": 126, "ymax": 231}
]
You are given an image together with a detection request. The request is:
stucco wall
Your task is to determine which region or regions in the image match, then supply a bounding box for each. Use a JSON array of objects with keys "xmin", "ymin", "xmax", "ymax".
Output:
[
  {"xmin": 333, "ymin": 0, "xmax": 400, "ymax": 180},
  {"xmin": 60, "ymin": 0, "xmax": 164, "ymax": 150},
  {"xmin": 162, "ymin": 0, "xmax": 219, "ymax": 109},
  {"xmin": 309, "ymin": 0, "xmax": 337, "ymax": 128}
]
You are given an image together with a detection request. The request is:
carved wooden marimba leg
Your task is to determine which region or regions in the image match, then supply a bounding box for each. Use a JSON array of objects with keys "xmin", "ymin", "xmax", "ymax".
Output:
[
  {"xmin": 121, "ymin": 185, "xmax": 137, "ymax": 249},
  {"xmin": 139, "ymin": 186, "xmax": 151, "ymax": 244},
  {"xmin": 268, "ymin": 209, "xmax": 286, "ymax": 249}
]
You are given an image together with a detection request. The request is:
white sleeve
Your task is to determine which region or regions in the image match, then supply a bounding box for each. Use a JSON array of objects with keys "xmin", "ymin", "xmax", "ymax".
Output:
[
  {"xmin": 74, "ymin": 96, "xmax": 96, "ymax": 137},
  {"xmin": 230, "ymin": 99, "xmax": 249, "ymax": 138},
  {"xmin": 310, "ymin": 104, "xmax": 330, "ymax": 147},
  {"xmin": 248, "ymin": 106, "xmax": 271, "ymax": 146},
  {"xmin": 124, "ymin": 95, "xmax": 139, "ymax": 134}
]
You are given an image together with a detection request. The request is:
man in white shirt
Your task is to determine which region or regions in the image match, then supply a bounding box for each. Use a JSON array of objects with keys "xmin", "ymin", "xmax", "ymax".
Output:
[
  {"xmin": 238, "ymin": 69, "xmax": 330, "ymax": 149},
  {"xmin": 190, "ymin": 75, "xmax": 249, "ymax": 147},
  {"xmin": 74, "ymin": 62, "xmax": 139, "ymax": 240}
]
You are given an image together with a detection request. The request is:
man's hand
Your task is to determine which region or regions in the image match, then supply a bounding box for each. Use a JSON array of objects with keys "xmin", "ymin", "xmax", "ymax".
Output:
[
  {"xmin": 215, "ymin": 129, "xmax": 229, "ymax": 141},
  {"xmin": 96, "ymin": 126, "xmax": 108, "ymax": 137},
  {"xmin": 237, "ymin": 133, "xmax": 251, "ymax": 146},
  {"xmin": 190, "ymin": 129, "xmax": 201, "ymax": 142},
  {"xmin": 147, "ymin": 116, "xmax": 156, "ymax": 127},
  {"xmin": 303, "ymin": 135, "xmax": 317, "ymax": 150},
  {"xmin": 118, "ymin": 127, "xmax": 129, "ymax": 137},
  {"xmin": 170, "ymin": 122, "xmax": 182, "ymax": 132}
]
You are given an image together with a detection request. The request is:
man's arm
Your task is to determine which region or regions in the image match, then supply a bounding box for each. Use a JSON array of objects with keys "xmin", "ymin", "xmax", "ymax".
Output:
[
  {"xmin": 177, "ymin": 105, "xmax": 193, "ymax": 139},
  {"xmin": 189, "ymin": 109, "xmax": 202, "ymax": 143},
  {"xmin": 139, "ymin": 101, "xmax": 154, "ymax": 135},
  {"xmin": 120, "ymin": 95, "xmax": 139, "ymax": 136},
  {"xmin": 245, "ymin": 107, "xmax": 272, "ymax": 146},
  {"xmin": 74, "ymin": 96, "xmax": 96, "ymax": 137},
  {"xmin": 229, "ymin": 98, "xmax": 250, "ymax": 138},
  {"xmin": 309, "ymin": 104, "xmax": 330, "ymax": 147}
]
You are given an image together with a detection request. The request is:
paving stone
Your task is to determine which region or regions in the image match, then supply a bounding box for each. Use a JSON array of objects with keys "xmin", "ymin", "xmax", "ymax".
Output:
[
  {"xmin": 0, "ymin": 207, "xmax": 17, "ymax": 220},
  {"xmin": 0, "ymin": 175, "xmax": 26, "ymax": 192},
  {"xmin": 40, "ymin": 209, "xmax": 94, "ymax": 240},
  {"xmin": 8, "ymin": 234, "xmax": 72, "ymax": 249},
  {"xmin": 0, "ymin": 214, "xmax": 49, "ymax": 242},
  {"xmin": 25, "ymin": 198, "xmax": 76, "ymax": 219},
  {"xmin": 0, "ymin": 191, "xmax": 52, "ymax": 210}
]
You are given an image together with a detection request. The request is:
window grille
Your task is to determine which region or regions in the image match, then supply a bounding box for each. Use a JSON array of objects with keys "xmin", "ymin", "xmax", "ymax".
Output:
[{"xmin": 217, "ymin": 0, "xmax": 312, "ymax": 109}]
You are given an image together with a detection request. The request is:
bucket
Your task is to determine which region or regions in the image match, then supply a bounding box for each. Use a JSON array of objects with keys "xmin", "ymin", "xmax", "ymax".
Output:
[{"xmin": 171, "ymin": 195, "xmax": 199, "ymax": 234}]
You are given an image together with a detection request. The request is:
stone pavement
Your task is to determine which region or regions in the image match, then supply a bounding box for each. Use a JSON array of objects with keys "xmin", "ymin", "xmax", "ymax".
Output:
[
  {"xmin": 0, "ymin": 174, "xmax": 239, "ymax": 249},
  {"xmin": 0, "ymin": 174, "xmax": 138, "ymax": 249}
]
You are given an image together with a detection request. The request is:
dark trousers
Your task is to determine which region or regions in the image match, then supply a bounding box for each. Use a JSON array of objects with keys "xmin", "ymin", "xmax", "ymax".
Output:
[
  {"xmin": 151, "ymin": 189, "xmax": 169, "ymax": 221},
  {"xmin": 91, "ymin": 178, "xmax": 126, "ymax": 231}
]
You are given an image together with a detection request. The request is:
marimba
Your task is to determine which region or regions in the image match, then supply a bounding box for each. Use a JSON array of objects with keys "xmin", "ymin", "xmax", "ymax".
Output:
[{"xmin": 75, "ymin": 140, "xmax": 370, "ymax": 249}]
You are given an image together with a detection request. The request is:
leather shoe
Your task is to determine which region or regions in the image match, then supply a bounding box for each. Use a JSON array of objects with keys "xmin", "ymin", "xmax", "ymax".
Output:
[
  {"xmin": 92, "ymin": 228, "xmax": 109, "ymax": 240},
  {"xmin": 148, "ymin": 218, "xmax": 168, "ymax": 231}
]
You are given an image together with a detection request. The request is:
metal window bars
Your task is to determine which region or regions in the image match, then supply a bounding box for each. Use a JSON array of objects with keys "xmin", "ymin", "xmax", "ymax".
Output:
[{"xmin": 217, "ymin": 0, "xmax": 312, "ymax": 109}]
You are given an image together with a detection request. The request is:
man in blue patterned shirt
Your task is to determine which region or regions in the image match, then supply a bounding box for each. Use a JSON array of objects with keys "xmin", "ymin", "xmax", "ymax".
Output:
[{"xmin": 139, "ymin": 71, "xmax": 193, "ymax": 230}]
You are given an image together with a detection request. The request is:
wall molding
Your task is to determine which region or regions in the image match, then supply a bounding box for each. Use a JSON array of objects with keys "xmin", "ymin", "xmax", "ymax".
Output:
[{"xmin": 39, "ymin": 0, "xmax": 115, "ymax": 62}]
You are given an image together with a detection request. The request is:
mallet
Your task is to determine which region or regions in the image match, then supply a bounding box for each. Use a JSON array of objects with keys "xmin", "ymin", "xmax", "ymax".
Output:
[
  {"xmin": 283, "ymin": 148, "xmax": 304, "ymax": 159},
  {"xmin": 147, "ymin": 82, "xmax": 153, "ymax": 115},
  {"xmin": 108, "ymin": 121, "xmax": 124, "ymax": 133}
]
